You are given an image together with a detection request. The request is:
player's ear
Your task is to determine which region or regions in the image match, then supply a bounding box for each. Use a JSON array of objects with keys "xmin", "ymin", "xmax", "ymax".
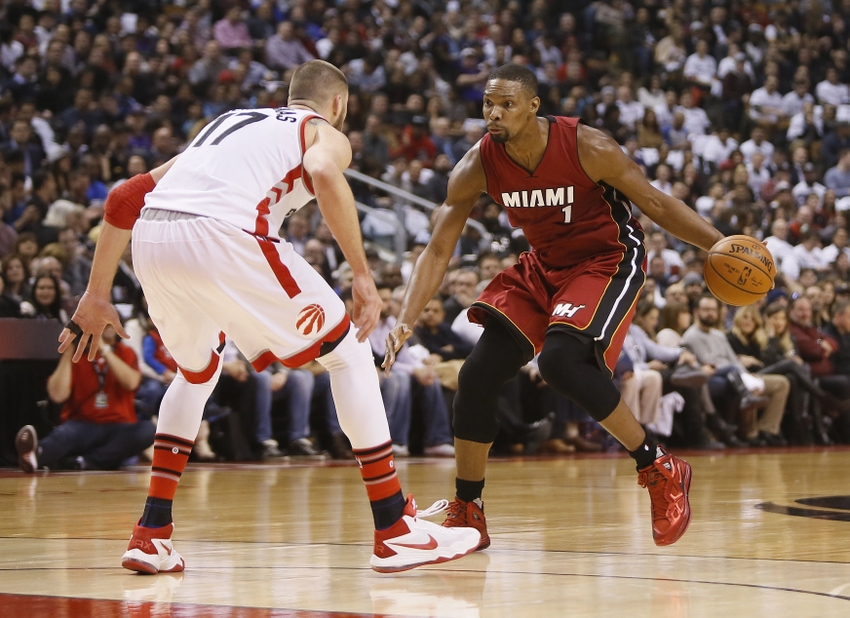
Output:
[
  {"xmin": 529, "ymin": 95, "xmax": 540, "ymax": 115},
  {"xmin": 333, "ymin": 94, "xmax": 344, "ymax": 119}
]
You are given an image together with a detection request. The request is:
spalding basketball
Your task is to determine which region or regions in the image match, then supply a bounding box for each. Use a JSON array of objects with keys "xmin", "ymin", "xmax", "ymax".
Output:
[{"xmin": 704, "ymin": 235, "xmax": 775, "ymax": 306}]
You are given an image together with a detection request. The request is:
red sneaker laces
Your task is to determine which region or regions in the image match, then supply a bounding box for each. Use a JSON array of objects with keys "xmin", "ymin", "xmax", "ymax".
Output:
[
  {"xmin": 445, "ymin": 499, "xmax": 466, "ymax": 521},
  {"xmin": 638, "ymin": 463, "xmax": 677, "ymax": 521}
]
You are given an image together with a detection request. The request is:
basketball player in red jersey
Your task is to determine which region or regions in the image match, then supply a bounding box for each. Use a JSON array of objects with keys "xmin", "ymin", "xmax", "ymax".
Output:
[{"xmin": 385, "ymin": 64, "xmax": 725, "ymax": 548}]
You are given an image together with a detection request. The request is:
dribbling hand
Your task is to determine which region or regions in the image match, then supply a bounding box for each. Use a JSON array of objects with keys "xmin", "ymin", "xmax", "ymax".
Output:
[
  {"xmin": 351, "ymin": 275, "xmax": 381, "ymax": 342},
  {"xmin": 58, "ymin": 292, "xmax": 129, "ymax": 362},
  {"xmin": 382, "ymin": 323, "xmax": 413, "ymax": 376}
]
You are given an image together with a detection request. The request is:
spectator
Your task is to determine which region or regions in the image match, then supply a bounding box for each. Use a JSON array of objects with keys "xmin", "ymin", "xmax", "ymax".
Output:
[
  {"xmin": 683, "ymin": 40, "xmax": 716, "ymax": 96},
  {"xmin": 0, "ymin": 253, "xmax": 29, "ymax": 308},
  {"xmin": 57, "ymin": 226, "xmax": 91, "ymax": 298},
  {"xmin": 16, "ymin": 325, "xmax": 153, "ymax": 472},
  {"xmin": 739, "ymin": 127, "xmax": 775, "ymax": 164},
  {"xmin": 391, "ymin": 115, "xmax": 437, "ymax": 164},
  {"xmin": 442, "ymin": 267, "xmax": 479, "ymax": 324},
  {"xmin": 748, "ymin": 75, "xmax": 786, "ymax": 128},
  {"xmin": 2, "ymin": 118, "xmax": 45, "ymax": 177},
  {"xmin": 788, "ymin": 295, "xmax": 850, "ymax": 442},
  {"xmin": 637, "ymin": 108, "xmax": 664, "ymax": 149},
  {"xmin": 265, "ymin": 21, "xmax": 313, "ymax": 72},
  {"xmin": 821, "ymin": 120, "xmax": 850, "ymax": 170},
  {"xmin": 188, "ymin": 40, "xmax": 228, "ymax": 86},
  {"xmin": 782, "ymin": 76, "xmax": 815, "ymax": 119},
  {"xmin": 702, "ymin": 127, "xmax": 739, "ymax": 170},
  {"xmin": 763, "ymin": 218, "xmax": 800, "ymax": 280},
  {"xmin": 792, "ymin": 164, "xmax": 826, "ymax": 207},
  {"xmin": 822, "ymin": 227, "xmax": 850, "ymax": 264},
  {"xmin": 453, "ymin": 122, "xmax": 485, "ymax": 163},
  {"xmin": 213, "ymin": 6, "xmax": 252, "ymax": 54},
  {"xmin": 791, "ymin": 230, "xmax": 827, "ymax": 272},
  {"xmin": 815, "ymin": 66, "xmax": 850, "ymax": 106},
  {"xmin": 415, "ymin": 297, "xmax": 474, "ymax": 361},
  {"xmin": 824, "ymin": 149, "xmax": 850, "ymax": 198},
  {"xmin": 683, "ymin": 295, "xmax": 789, "ymax": 446},
  {"xmin": 20, "ymin": 272, "xmax": 67, "ymax": 321}
]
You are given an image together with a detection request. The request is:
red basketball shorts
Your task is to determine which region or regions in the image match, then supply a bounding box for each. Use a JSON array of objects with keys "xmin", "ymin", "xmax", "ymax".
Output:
[{"xmin": 468, "ymin": 247, "xmax": 646, "ymax": 376}]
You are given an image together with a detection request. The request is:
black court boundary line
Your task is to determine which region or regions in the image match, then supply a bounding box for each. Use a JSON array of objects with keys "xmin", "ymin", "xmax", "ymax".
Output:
[
  {"xmin": 0, "ymin": 536, "xmax": 848, "ymax": 566},
  {"xmin": 1, "ymin": 567, "xmax": 848, "ymax": 607}
]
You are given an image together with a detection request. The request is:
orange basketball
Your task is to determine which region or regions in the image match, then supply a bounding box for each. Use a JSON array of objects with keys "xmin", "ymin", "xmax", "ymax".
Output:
[{"xmin": 704, "ymin": 235, "xmax": 775, "ymax": 306}]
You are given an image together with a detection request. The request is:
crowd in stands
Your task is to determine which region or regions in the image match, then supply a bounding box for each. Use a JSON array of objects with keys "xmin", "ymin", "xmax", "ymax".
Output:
[{"xmin": 3, "ymin": 0, "xmax": 850, "ymax": 468}]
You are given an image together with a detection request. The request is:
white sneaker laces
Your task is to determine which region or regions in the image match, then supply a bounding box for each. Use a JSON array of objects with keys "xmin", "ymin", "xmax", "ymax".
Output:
[{"xmin": 415, "ymin": 499, "xmax": 450, "ymax": 518}]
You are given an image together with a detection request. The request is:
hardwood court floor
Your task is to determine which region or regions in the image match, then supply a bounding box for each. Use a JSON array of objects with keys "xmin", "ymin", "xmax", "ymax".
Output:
[{"xmin": 1, "ymin": 449, "xmax": 850, "ymax": 617}]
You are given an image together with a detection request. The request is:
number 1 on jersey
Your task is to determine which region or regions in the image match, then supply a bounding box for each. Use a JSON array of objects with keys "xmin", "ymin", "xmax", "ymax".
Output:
[{"xmin": 562, "ymin": 186, "xmax": 575, "ymax": 223}]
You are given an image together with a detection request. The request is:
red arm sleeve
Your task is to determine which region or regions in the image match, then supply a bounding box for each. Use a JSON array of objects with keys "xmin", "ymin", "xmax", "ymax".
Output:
[{"xmin": 103, "ymin": 173, "xmax": 156, "ymax": 230}]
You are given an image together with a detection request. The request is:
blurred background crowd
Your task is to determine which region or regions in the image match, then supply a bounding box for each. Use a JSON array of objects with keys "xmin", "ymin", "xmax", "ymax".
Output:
[{"xmin": 3, "ymin": 0, "xmax": 850, "ymax": 470}]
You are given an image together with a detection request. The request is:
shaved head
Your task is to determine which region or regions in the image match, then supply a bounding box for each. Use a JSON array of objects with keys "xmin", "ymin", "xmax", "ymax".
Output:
[{"xmin": 289, "ymin": 60, "xmax": 348, "ymax": 107}]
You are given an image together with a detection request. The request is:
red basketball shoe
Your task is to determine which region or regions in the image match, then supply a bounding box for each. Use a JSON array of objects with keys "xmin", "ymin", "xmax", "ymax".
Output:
[
  {"xmin": 638, "ymin": 450, "xmax": 692, "ymax": 546},
  {"xmin": 371, "ymin": 495, "xmax": 480, "ymax": 573},
  {"xmin": 442, "ymin": 497, "xmax": 490, "ymax": 550},
  {"xmin": 122, "ymin": 522, "xmax": 185, "ymax": 574}
]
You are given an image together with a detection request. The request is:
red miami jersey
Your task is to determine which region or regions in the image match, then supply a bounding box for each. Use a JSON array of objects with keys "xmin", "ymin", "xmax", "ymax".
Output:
[{"xmin": 479, "ymin": 116, "xmax": 644, "ymax": 268}]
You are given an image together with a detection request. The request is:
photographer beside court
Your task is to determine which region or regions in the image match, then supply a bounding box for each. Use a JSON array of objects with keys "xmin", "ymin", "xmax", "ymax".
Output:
[{"xmin": 15, "ymin": 325, "xmax": 154, "ymax": 472}]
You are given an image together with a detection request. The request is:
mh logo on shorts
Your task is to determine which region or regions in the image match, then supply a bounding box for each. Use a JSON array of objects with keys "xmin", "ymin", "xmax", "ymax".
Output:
[
  {"xmin": 296, "ymin": 303, "xmax": 326, "ymax": 336},
  {"xmin": 552, "ymin": 302, "xmax": 585, "ymax": 318}
]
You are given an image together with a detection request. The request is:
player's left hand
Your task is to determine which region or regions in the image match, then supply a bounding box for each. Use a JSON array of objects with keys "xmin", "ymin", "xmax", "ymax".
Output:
[
  {"xmin": 382, "ymin": 323, "xmax": 413, "ymax": 376},
  {"xmin": 351, "ymin": 274, "xmax": 381, "ymax": 342},
  {"xmin": 58, "ymin": 291, "xmax": 129, "ymax": 362}
]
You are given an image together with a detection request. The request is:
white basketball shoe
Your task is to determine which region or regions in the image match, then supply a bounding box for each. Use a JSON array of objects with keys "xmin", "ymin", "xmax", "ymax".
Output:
[
  {"xmin": 122, "ymin": 521, "xmax": 185, "ymax": 574},
  {"xmin": 370, "ymin": 494, "xmax": 481, "ymax": 573}
]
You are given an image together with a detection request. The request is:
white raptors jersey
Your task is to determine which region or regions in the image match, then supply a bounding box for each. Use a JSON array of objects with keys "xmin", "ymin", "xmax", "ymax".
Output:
[{"xmin": 143, "ymin": 107, "xmax": 323, "ymax": 238}]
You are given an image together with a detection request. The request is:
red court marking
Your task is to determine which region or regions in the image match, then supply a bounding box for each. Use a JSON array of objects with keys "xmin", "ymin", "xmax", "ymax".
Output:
[{"xmin": 0, "ymin": 593, "xmax": 398, "ymax": 618}]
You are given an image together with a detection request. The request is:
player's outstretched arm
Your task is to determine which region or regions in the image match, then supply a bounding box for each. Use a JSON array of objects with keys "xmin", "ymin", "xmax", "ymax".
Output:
[
  {"xmin": 303, "ymin": 124, "xmax": 380, "ymax": 341},
  {"xmin": 383, "ymin": 145, "xmax": 485, "ymax": 372},
  {"xmin": 577, "ymin": 125, "xmax": 724, "ymax": 252},
  {"xmin": 59, "ymin": 156, "xmax": 179, "ymax": 362}
]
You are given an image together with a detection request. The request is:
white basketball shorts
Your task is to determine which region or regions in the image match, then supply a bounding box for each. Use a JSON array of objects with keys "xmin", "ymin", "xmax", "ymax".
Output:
[{"xmin": 133, "ymin": 212, "xmax": 349, "ymax": 383}]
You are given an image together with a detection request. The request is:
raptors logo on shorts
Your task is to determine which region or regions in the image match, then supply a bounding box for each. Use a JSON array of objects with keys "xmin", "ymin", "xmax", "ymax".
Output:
[{"xmin": 296, "ymin": 303, "xmax": 326, "ymax": 336}]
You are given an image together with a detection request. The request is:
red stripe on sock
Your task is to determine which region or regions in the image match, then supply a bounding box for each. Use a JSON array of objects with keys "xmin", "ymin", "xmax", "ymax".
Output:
[
  {"xmin": 148, "ymin": 434, "xmax": 193, "ymax": 501},
  {"xmin": 353, "ymin": 442, "xmax": 401, "ymax": 502}
]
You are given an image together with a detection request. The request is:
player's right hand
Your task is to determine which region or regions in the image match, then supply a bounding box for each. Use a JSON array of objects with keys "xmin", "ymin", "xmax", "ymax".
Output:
[
  {"xmin": 382, "ymin": 323, "xmax": 413, "ymax": 376},
  {"xmin": 351, "ymin": 274, "xmax": 381, "ymax": 343},
  {"xmin": 58, "ymin": 291, "xmax": 129, "ymax": 363}
]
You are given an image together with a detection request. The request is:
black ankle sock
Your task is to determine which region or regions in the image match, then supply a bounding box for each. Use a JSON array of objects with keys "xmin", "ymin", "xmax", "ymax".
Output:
[
  {"xmin": 372, "ymin": 491, "xmax": 406, "ymax": 530},
  {"xmin": 139, "ymin": 497, "xmax": 173, "ymax": 528},
  {"xmin": 456, "ymin": 477, "xmax": 485, "ymax": 503},
  {"xmin": 629, "ymin": 435, "xmax": 661, "ymax": 470}
]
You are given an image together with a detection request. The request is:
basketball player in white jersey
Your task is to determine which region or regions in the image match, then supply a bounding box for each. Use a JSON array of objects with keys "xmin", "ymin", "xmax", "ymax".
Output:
[{"xmin": 49, "ymin": 60, "xmax": 479, "ymax": 573}]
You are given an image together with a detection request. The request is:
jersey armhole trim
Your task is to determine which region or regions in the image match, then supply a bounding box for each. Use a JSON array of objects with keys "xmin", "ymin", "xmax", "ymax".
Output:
[
  {"xmin": 299, "ymin": 114, "xmax": 324, "ymax": 196},
  {"xmin": 571, "ymin": 120, "xmax": 598, "ymax": 188}
]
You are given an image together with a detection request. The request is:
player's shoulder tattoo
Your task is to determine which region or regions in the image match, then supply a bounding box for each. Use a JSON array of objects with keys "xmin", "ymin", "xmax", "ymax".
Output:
[{"xmin": 307, "ymin": 117, "xmax": 328, "ymax": 126}]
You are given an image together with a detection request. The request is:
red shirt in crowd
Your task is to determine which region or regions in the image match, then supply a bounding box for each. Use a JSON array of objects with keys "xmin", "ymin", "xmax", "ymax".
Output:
[{"xmin": 61, "ymin": 342, "xmax": 139, "ymax": 424}]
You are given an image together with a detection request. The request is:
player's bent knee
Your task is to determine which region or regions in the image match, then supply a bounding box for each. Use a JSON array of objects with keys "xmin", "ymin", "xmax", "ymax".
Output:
[
  {"xmin": 452, "ymin": 407, "xmax": 498, "ymax": 444},
  {"xmin": 537, "ymin": 336, "xmax": 621, "ymax": 423},
  {"xmin": 453, "ymin": 361, "xmax": 499, "ymax": 442},
  {"xmin": 317, "ymin": 328, "xmax": 372, "ymax": 373}
]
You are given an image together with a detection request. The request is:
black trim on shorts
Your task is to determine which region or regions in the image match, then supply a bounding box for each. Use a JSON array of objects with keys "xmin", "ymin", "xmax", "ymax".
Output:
[
  {"xmin": 318, "ymin": 321, "xmax": 351, "ymax": 357},
  {"xmin": 546, "ymin": 184, "xmax": 646, "ymax": 377},
  {"xmin": 470, "ymin": 301, "xmax": 536, "ymax": 364}
]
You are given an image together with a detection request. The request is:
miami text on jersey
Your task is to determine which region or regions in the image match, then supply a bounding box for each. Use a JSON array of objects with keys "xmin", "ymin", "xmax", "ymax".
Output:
[{"xmin": 500, "ymin": 186, "xmax": 575, "ymax": 209}]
